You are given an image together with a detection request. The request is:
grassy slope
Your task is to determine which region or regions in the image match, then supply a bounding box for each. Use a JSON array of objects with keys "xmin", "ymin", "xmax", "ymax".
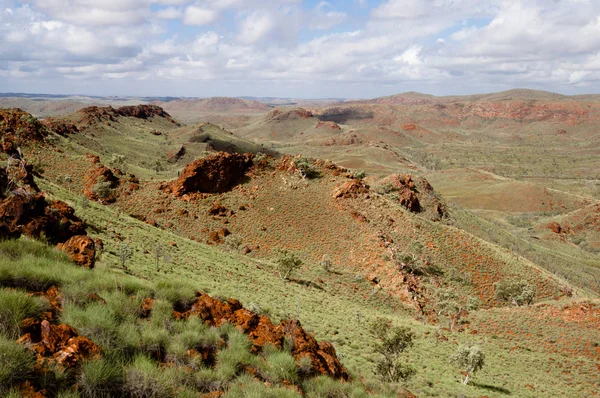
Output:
[{"xmin": 33, "ymin": 170, "xmax": 599, "ymax": 398}]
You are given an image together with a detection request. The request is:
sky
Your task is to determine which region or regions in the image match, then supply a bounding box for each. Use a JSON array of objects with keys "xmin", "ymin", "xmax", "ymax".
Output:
[{"xmin": 1, "ymin": 0, "xmax": 600, "ymax": 98}]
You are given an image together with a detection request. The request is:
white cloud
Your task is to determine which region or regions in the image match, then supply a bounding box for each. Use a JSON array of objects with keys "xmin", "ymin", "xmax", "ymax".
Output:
[
  {"xmin": 183, "ymin": 5, "xmax": 218, "ymax": 25},
  {"xmin": 155, "ymin": 7, "xmax": 183, "ymax": 19}
]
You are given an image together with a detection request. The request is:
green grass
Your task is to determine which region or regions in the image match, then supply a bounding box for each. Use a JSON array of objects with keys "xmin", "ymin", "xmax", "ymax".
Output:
[
  {"xmin": 24, "ymin": 177, "xmax": 599, "ymax": 397},
  {"xmin": 0, "ymin": 334, "xmax": 36, "ymax": 393},
  {"xmin": 0, "ymin": 289, "xmax": 49, "ymax": 338}
]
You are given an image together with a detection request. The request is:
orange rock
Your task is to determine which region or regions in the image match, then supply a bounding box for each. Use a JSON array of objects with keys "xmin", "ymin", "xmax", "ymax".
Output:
[
  {"xmin": 333, "ymin": 179, "xmax": 370, "ymax": 199},
  {"xmin": 57, "ymin": 235, "xmax": 97, "ymax": 268}
]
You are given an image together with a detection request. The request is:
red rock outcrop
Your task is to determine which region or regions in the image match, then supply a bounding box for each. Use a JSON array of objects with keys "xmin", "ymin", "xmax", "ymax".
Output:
[
  {"xmin": 174, "ymin": 293, "xmax": 348, "ymax": 380},
  {"xmin": 57, "ymin": 236, "xmax": 97, "ymax": 269},
  {"xmin": 41, "ymin": 118, "xmax": 79, "ymax": 136},
  {"xmin": 18, "ymin": 320, "xmax": 101, "ymax": 368},
  {"xmin": 547, "ymin": 222, "xmax": 562, "ymax": 234},
  {"xmin": 0, "ymin": 109, "xmax": 48, "ymax": 155},
  {"xmin": 83, "ymin": 164, "xmax": 120, "ymax": 203},
  {"xmin": 315, "ymin": 121, "xmax": 341, "ymax": 130},
  {"xmin": 169, "ymin": 152, "xmax": 253, "ymax": 196},
  {"xmin": 0, "ymin": 193, "xmax": 87, "ymax": 244},
  {"xmin": 116, "ymin": 104, "xmax": 179, "ymax": 125},
  {"xmin": 333, "ymin": 179, "xmax": 370, "ymax": 199}
]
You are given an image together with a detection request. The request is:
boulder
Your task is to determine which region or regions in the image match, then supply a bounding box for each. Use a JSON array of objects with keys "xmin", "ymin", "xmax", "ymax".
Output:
[
  {"xmin": 170, "ymin": 152, "xmax": 253, "ymax": 196},
  {"xmin": 333, "ymin": 179, "xmax": 370, "ymax": 199},
  {"xmin": 83, "ymin": 164, "xmax": 120, "ymax": 203},
  {"xmin": 57, "ymin": 236, "xmax": 97, "ymax": 269}
]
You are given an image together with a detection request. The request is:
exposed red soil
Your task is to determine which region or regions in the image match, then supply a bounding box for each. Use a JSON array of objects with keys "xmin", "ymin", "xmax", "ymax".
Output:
[
  {"xmin": 167, "ymin": 152, "xmax": 253, "ymax": 196},
  {"xmin": 471, "ymin": 301, "xmax": 600, "ymax": 361},
  {"xmin": 174, "ymin": 293, "xmax": 348, "ymax": 380}
]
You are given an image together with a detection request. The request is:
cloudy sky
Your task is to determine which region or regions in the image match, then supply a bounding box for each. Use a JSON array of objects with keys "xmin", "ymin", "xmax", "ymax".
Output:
[{"xmin": 1, "ymin": 0, "xmax": 599, "ymax": 98}]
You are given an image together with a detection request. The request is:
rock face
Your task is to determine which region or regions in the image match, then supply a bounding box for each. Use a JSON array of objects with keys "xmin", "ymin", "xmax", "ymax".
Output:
[
  {"xmin": 57, "ymin": 236, "xmax": 97, "ymax": 268},
  {"xmin": 0, "ymin": 162, "xmax": 98, "ymax": 266},
  {"xmin": 0, "ymin": 109, "xmax": 48, "ymax": 155},
  {"xmin": 83, "ymin": 164, "xmax": 120, "ymax": 203},
  {"xmin": 0, "ymin": 193, "xmax": 87, "ymax": 244},
  {"xmin": 175, "ymin": 293, "xmax": 348, "ymax": 380},
  {"xmin": 333, "ymin": 179, "xmax": 370, "ymax": 199},
  {"xmin": 376, "ymin": 174, "xmax": 447, "ymax": 219},
  {"xmin": 41, "ymin": 118, "xmax": 79, "ymax": 136},
  {"xmin": 170, "ymin": 152, "xmax": 253, "ymax": 196},
  {"xmin": 115, "ymin": 104, "xmax": 179, "ymax": 125}
]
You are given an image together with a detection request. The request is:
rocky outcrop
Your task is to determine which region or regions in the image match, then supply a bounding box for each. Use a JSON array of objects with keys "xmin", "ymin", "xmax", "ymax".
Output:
[
  {"xmin": 57, "ymin": 236, "xmax": 97, "ymax": 269},
  {"xmin": 83, "ymin": 164, "xmax": 120, "ymax": 203},
  {"xmin": 333, "ymin": 179, "xmax": 370, "ymax": 199},
  {"xmin": 18, "ymin": 320, "xmax": 101, "ymax": 368},
  {"xmin": 116, "ymin": 104, "xmax": 179, "ymax": 125},
  {"xmin": 0, "ymin": 109, "xmax": 48, "ymax": 155},
  {"xmin": 0, "ymin": 193, "xmax": 87, "ymax": 244},
  {"xmin": 174, "ymin": 293, "xmax": 348, "ymax": 380},
  {"xmin": 169, "ymin": 152, "xmax": 253, "ymax": 196},
  {"xmin": 376, "ymin": 174, "xmax": 447, "ymax": 219},
  {"xmin": 41, "ymin": 118, "xmax": 79, "ymax": 136}
]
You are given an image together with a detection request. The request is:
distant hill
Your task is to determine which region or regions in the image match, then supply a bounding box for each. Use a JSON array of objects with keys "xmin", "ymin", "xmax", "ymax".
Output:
[{"xmin": 152, "ymin": 97, "xmax": 272, "ymax": 114}]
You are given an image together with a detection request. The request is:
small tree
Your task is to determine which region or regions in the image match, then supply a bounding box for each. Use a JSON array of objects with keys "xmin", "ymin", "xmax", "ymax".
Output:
[
  {"xmin": 494, "ymin": 279, "xmax": 534, "ymax": 306},
  {"xmin": 450, "ymin": 345, "xmax": 485, "ymax": 385},
  {"xmin": 370, "ymin": 319, "xmax": 416, "ymax": 382},
  {"xmin": 151, "ymin": 159, "xmax": 165, "ymax": 175},
  {"xmin": 435, "ymin": 289, "xmax": 462, "ymax": 331},
  {"xmin": 275, "ymin": 250, "xmax": 303, "ymax": 281},
  {"xmin": 294, "ymin": 157, "xmax": 319, "ymax": 179},
  {"xmin": 118, "ymin": 244, "xmax": 133, "ymax": 270},
  {"xmin": 320, "ymin": 254, "xmax": 332, "ymax": 273},
  {"xmin": 153, "ymin": 243, "xmax": 165, "ymax": 271},
  {"xmin": 91, "ymin": 177, "xmax": 113, "ymax": 201},
  {"xmin": 108, "ymin": 154, "xmax": 126, "ymax": 172}
]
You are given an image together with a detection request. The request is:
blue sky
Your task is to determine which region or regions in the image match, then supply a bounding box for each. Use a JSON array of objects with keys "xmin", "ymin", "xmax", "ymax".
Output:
[{"xmin": 1, "ymin": 0, "xmax": 600, "ymax": 98}]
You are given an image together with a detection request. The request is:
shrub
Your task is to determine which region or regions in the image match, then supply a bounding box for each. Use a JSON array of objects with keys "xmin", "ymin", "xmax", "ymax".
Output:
[
  {"xmin": 124, "ymin": 355, "xmax": 170, "ymax": 398},
  {"xmin": 320, "ymin": 254, "xmax": 333, "ymax": 273},
  {"xmin": 369, "ymin": 319, "xmax": 416, "ymax": 382},
  {"xmin": 78, "ymin": 358, "xmax": 124, "ymax": 398},
  {"xmin": 275, "ymin": 250, "xmax": 303, "ymax": 281},
  {"xmin": 91, "ymin": 177, "xmax": 114, "ymax": 200},
  {"xmin": 260, "ymin": 345, "xmax": 299, "ymax": 383},
  {"xmin": 108, "ymin": 154, "xmax": 126, "ymax": 172},
  {"xmin": 0, "ymin": 335, "xmax": 36, "ymax": 392},
  {"xmin": 294, "ymin": 157, "xmax": 319, "ymax": 179},
  {"xmin": 216, "ymin": 327, "xmax": 255, "ymax": 381},
  {"xmin": 0, "ymin": 289, "xmax": 49, "ymax": 339},
  {"xmin": 494, "ymin": 279, "xmax": 534, "ymax": 306},
  {"xmin": 450, "ymin": 345, "xmax": 485, "ymax": 385}
]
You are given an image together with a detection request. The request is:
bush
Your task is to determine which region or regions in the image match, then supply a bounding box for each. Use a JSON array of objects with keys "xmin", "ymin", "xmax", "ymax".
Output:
[
  {"xmin": 0, "ymin": 335, "xmax": 36, "ymax": 392},
  {"xmin": 294, "ymin": 157, "xmax": 320, "ymax": 179},
  {"xmin": 369, "ymin": 319, "xmax": 416, "ymax": 382},
  {"xmin": 0, "ymin": 289, "xmax": 49, "ymax": 339},
  {"xmin": 260, "ymin": 345, "xmax": 299, "ymax": 383},
  {"xmin": 78, "ymin": 358, "xmax": 124, "ymax": 398},
  {"xmin": 124, "ymin": 355, "xmax": 170, "ymax": 398},
  {"xmin": 91, "ymin": 177, "xmax": 114, "ymax": 200},
  {"xmin": 275, "ymin": 250, "xmax": 303, "ymax": 281},
  {"xmin": 118, "ymin": 244, "xmax": 133, "ymax": 270},
  {"xmin": 494, "ymin": 279, "xmax": 534, "ymax": 306}
]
